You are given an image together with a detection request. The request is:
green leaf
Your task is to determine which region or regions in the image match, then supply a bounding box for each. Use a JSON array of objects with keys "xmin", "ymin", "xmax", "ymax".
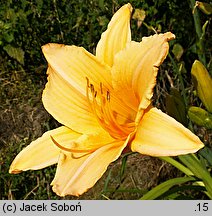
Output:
[
  {"xmin": 191, "ymin": 60, "xmax": 212, "ymax": 113},
  {"xmin": 188, "ymin": 106, "xmax": 212, "ymax": 129},
  {"xmin": 161, "ymin": 185, "xmax": 206, "ymax": 200},
  {"xmin": 132, "ymin": 8, "xmax": 146, "ymax": 21},
  {"xmin": 97, "ymin": 16, "xmax": 109, "ymax": 27},
  {"xmin": 119, "ymin": 154, "xmax": 128, "ymax": 181},
  {"xmin": 199, "ymin": 147, "xmax": 212, "ymax": 166},
  {"xmin": 140, "ymin": 176, "xmax": 196, "ymax": 200},
  {"xmin": 172, "ymin": 43, "xmax": 184, "ymax": 61},
  {"xmin": 103, "ymin": 168, "xmax": 112, "ymax": 193},
  {"xmin": 196, "ymin": 1, "xmax": 212, "ymax": 15},
  {"xmin": 3, "ymin": 45, "xmax": 24, "ymax": 65},
  {"xmin": 98, "ymin": 0, "xmax": 104, "ymax": 10},
  {"xmin": 4, "ymin": 33, "xmax": 14, "ymax": 43},
  {"xmin": 179, "ymin": 154, "xmax": 212, "ymax": 199},
  {"xmin": 132, "ymin": 9, "xmax": 146, "ymax": 28},
  {"xmin": 166, "ymin": 88, "xmax": 188, "ymax": 126},
  {"xmin": 201, "ymin": 20, "xmax": 209, "ymax": 40}
]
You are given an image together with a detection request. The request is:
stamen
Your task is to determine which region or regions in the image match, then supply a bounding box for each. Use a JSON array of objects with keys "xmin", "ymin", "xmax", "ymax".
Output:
[
  {"xmin": 103, "ymin": 99, "xmax": 130, "ymax": 136},
  {"xmin": 99, "ymin": 93, "xmax": 129, "ymax": 138},
  {"xmin": 90, "ymin": 84, "xmax": 94, "ymax": 93},
  {"xmin": 50, "ymin": 136, "xmax": 93, "ymax": 153},
  {"xmin": 107, "ymin": 91, "xmax": 110, "ymax": 101},
  {"xmin": 86, "ymin": 76, "xmax": 89, "ymax": 87},
  {"xmin": 100, "ymin": 82, "xmax": 103, "ymax": 94},
  {"xmin": 71, "ymin": 152, "xmax": 92, "ymax": 159},
  {"xmin": 51, "ymin": 135, "xmax": 123, "ymax": 157},
  {"xmin": 121, "ymin": 122, "xmax": 135, "ymax": 130},
  {"xmin": 86, "ymin": 77, "xmax": 96, "ymax": 113},
  {"xmin": 85, "ymin": 78, "xmax": 134, "ymax": 140}
]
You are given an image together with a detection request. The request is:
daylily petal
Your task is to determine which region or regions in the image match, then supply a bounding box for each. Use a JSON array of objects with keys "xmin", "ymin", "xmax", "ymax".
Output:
[
  {"xmin": 112, "ymin": 32, "xmax": 175, "ymax": 112},
  {"xmin": 51, "ymin": 140, "xmax": 127, "ymax": 196},
  {"xmin": 101, "ymin": 89, "xmax": 137, "ymax": 131},
  {"xmin": 42, "ymin": 43, "xmax": 112, "ymax": 93},
  {"xmin": 111, "ymin": 41, "xmax": 141, "ymax": 111},
  {"xmin": 96, "ymin": 3, "xmax": 132, "ymax": 67},
  {"xmin": 42, "ymin": 66, "xmax": 105, "ymax": 134},
  {"xmin": 131, "ymin": 107, "xmax": 204, "ymax": 156},
  {"xmin": 43, "ymin": 64, "xmax": 134, "ymax": 136},
  {"xmin": 9, "ymin": 126, "xmax": 81, "ymax": 173}
]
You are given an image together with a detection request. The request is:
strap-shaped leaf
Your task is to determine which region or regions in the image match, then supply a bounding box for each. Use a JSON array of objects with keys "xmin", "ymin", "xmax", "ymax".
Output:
[
  {"xmin": 140, "ymin": 176, "xmax": 196, "ymax": 200},
  {"xmin": 166, "ymin": 88, "xmax": 188, "ymax": 126},
  {"xmin": 188, "ymin": 106, "xmax": 212, "ymax": 129},
  {"xmin": 191, "ymin": 60, "xmax": 212, "ymax": 113}
]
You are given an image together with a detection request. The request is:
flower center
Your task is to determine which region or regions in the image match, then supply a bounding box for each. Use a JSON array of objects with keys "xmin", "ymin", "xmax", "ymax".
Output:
[{"xmin": 86, "ymin": 78, "xmax": 135, "ymax": 140}]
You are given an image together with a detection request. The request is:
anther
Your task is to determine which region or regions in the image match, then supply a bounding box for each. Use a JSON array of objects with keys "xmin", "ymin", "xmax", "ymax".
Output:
[
  {"xmin": 100, "ymin": 82, "xmax": 103, "ymax": 94},
  {"xmin": 107, "ymin": 91, "xmax": 110, "ymax": 101},
  {"xmin": 90, "ymin": 84, "xmax": 94, "ymax": 93},
  {"xmin": 50, "ymin": 136, "xmax": 92, "ymax": 153},
  {"xmin": 86, "ymin": 77, "xmax": 89, "ymax": 87}
]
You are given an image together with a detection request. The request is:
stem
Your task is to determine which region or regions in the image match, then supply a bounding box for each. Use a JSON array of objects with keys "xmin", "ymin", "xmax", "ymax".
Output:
[
  {"xmin": 189, "ymin": 0, "xmax": 206, "ymax": 65},
  {"xmin": 168, "ymin": 53, "xmax": 188, "ymax": 108}
]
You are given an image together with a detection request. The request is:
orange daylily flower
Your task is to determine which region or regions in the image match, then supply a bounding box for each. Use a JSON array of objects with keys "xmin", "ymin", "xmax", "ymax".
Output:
[{"xmin": 9, "ymin": 3, "xmax": 204, "ymax": 197}]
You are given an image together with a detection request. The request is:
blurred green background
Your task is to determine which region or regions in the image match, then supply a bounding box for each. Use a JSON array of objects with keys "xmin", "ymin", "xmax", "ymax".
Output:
[{"xmin": 0, "ymin": 0, "xmax": 211, "ymax": 200}]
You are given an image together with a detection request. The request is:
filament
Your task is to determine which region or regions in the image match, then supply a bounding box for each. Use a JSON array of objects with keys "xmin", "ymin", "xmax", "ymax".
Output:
[
  {"xmin": 86, "ymin": 78, "xmax": 134, "ymax": 140},
  {"xmin": 50, "ymin": 136, "xmax": 93, "ymax": 153}
]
